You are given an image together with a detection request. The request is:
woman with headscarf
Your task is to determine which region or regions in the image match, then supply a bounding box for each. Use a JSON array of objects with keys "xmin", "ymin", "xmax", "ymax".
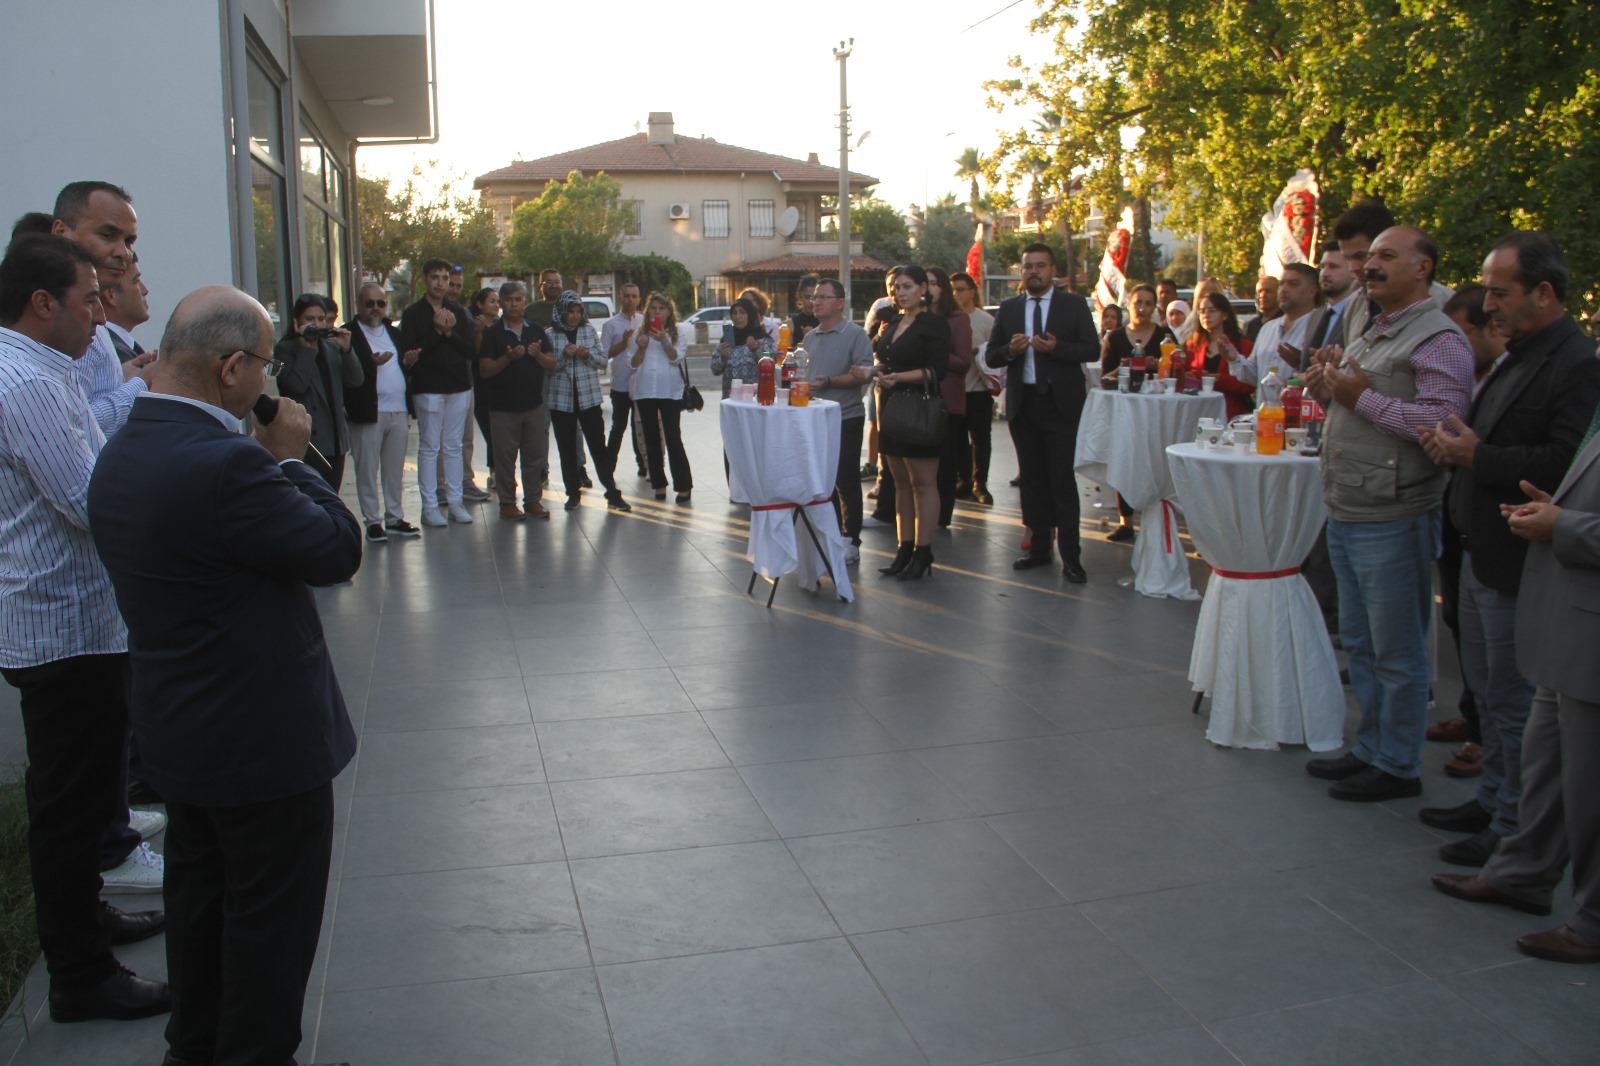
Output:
[
  {"xmin": 709, "ymin": 298, "xmax": 773, "ymax": 399},
  {"xmin": 542, "ymin": 291, "xmax": 632, "ymax": 512},
  {"xmin": 1165, "ymin": 299, "xmax": 1192, "ymax": 334}
]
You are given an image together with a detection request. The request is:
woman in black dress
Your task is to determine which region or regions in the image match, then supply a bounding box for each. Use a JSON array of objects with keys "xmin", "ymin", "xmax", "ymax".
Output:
[{"xmin": 873, "ymin": 265, "xmax": 950, "ymax": 580}]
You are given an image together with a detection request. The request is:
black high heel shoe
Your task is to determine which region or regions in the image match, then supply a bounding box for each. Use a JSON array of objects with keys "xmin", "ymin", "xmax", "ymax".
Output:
[
  {"xmin": 879, "ymin": 542, "xmax": 914, "ymax": 576},
  {"xmin": 897, "ymin": 546, "xmax": 935, "ymax": 581}
]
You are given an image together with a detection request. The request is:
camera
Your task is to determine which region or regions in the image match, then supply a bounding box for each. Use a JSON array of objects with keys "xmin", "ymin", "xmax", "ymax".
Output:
[{"xmin": 302, "ymin": 325, "xmax": 339, "ymax": 341}]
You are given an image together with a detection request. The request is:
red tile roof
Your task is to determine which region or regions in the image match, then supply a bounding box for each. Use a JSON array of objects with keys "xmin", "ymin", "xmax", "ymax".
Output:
[
  {"xmin": 730, "ymin": 253, "xmax": 891, "ymax": 275},
  {"xmin": 474, "ymin": 135, "xmax": 878, "ymax": 188}
]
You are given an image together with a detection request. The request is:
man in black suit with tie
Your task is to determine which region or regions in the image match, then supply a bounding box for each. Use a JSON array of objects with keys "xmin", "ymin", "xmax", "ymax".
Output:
[
  {"xmin": 101, "ymin": 257, "xmax": 150, "ymax": 363},
  {"xmin": 89, "ymin": 286, "xmax": 361, "ymax": 1066},
  {"xmin": 985, "ymin": 243, "xmax": 1100, "ymax": 582}
]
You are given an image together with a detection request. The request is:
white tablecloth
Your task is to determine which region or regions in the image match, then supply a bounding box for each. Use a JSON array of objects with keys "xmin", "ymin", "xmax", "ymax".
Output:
[
  {"xmin": 1075, "ymin": 389, "xmax": 1226, "ymax": 598},
  {"xmin": 1166, "ymin": 442, "xmax": 1343, "ymax": 751},
  {"xmin": 721, "ymin": 398, "xmax": 853, "ymax": 602}
]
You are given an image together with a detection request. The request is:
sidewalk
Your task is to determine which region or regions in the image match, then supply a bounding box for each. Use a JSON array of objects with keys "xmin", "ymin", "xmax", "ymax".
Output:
[{"xmin": 1, "ymin": 391, "xmax": 1594, "ymax": 1065}]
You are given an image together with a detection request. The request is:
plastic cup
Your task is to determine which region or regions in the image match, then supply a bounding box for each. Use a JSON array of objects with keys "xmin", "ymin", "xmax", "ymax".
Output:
[{"xmin": 1201, "ymin": 376, "xmax": 1216, "ymax": 393}]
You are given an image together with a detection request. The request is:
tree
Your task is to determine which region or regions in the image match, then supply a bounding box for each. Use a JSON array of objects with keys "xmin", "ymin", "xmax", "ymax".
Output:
[
  {"xmin": 912, "ymin": 194, "xmax": 976, "ymax": 273},
  {"xmin": 357, "ymin": 168, "xmax": 499, "ymax": 304},
  {"xmin": 987, "ymin": 0, "xmax": 1600, "ymax": 297},
  {"xmin": 503, "ymin": 171, "xmax": 628, "ymax": 283},
  {"xmin": 610, "ymin": 252, "xmax": 695, "ymax": 314},
  {"xmin": 848, "ymin": 199, "xmax": 913, "ymax": 268},
  {"xmin": 954, "ymin": 147, "xmax": 985, "ymax": 209}
]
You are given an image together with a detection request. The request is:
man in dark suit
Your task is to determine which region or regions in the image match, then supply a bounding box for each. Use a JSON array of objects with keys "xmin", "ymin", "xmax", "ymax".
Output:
[
  {"xmin": 89, "ymin": 286, "xmax": 362, "ymax": 1065},
  {"xmin": 984, "ymin": 243, "xmax": 1100, "ymax": 582},
  {"xmin": 100, "ymin": 257, "xmax": 150, "ymax": 363},
  {"xmin": 1416, "ymin": 233, "xmax": 1600, "ymax": 868}
]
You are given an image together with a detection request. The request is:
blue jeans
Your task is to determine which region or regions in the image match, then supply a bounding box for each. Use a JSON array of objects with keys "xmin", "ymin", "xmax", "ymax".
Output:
[
  {"xmin": 1458, "ymin": 556, "xmax": 1535, "ymax": 837},
  {"xmin": 1326, "ymin": 511, "xmax": 1440, "ymax": 778}
]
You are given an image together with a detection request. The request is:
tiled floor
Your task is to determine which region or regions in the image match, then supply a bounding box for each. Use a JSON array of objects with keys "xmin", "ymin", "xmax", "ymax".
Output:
[{"xmin": 2, "ymin": 397, "xmax": 1596, "ymax": 1065}]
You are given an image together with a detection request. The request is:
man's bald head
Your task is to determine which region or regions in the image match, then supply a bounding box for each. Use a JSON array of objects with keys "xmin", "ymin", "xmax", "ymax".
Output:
[{"xmin": 155, "ymin": 286, "xmax": 274, "ymax": 412}]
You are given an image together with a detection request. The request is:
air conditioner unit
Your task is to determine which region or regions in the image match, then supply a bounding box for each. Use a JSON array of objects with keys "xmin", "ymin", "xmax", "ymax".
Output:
[{"xmin": 668, "ymin": 202, "xmax": 690, "ymax": 221}]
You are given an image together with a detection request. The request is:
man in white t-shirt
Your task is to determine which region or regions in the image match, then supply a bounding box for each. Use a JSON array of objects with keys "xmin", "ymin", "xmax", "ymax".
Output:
[
  {"xmin": 1232, "ymin": 262, "xmax": 1320, "ymax": 386},
  {"xmin": 344, "ymin": 282, "xmax": 418, "ymax": 541},
  {"xmin": 601, "ymin": 283, "xmax": 646, "ymax": 478}
]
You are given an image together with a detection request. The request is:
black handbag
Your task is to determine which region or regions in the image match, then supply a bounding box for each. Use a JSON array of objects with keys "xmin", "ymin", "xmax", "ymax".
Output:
[
  {"xmin": 679, "ymin": 359, "xmax": 704, "ymax": 413},
  {"xmin": 879, "ymin": 369, "xmax": 945, "ymax": 447}
]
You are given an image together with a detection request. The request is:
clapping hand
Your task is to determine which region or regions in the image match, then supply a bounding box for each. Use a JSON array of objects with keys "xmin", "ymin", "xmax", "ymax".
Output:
[
  {"xmin": 1503, "ymin": 480, "xmax": 1560, "ymax": 542},
  {"xmin": 372, "ymin": 349, "xmax": 395, "ymax": 366},
  {"xmin": 1419, "ymin": 415, "xmax": 1478, "ymax": 468},
  {"xmin": 401, "ymin": 348, "xmax": 420, "ymax": 367},
  {"xmin": 432, "ymin": 307, "xmax": 456, "ymax": 333},
  {"xmin": 1030, "ymin": 331, "xmax": 1057, "ymax": 354},
  {"xmin": 506, "ymin": 344, "xmax": 527, "ymax": 361}
]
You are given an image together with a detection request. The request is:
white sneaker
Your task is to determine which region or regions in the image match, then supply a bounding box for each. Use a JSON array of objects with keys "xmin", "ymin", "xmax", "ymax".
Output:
[
  {"xmin": 844, "ymin": 543, "xmax": 860, "ymax": 564},
  {"xmin": 128, "ymin": 808, "xmax": 165, "ymax": 841},
  {"xmin": 102, "ymin": 842, "xmax": 163, "ymax": 894},
  {"xmin": 421, "ymin": 506, "xmax": 447, "ymax": 527},
  {"xmin": 448, "ymin": 503, "xmax": 473, "ymax": 524}
]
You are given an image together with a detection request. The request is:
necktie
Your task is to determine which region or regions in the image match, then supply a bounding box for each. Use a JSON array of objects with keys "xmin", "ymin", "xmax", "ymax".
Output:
[
  {"xmin": 132, "ymin": 340, "xmax": 145, "ymax": 356},
  {"xmin": 1311, "ymin": 308, "xmax": 1336, "ymax": 348},
  {"xmin": 1031, "ymin": 298, "xmax": 1047, "ymax": 393}
]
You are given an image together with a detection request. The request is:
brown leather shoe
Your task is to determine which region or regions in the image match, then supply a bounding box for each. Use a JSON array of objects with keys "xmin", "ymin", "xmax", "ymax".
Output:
[
  {"xmin": 1444, "ymin": 741, "xmax": 1485, "ymax": 778},
  {"xmin": 499, "ymin": 505, "xmax": 526, "ymax": 521},
  {"xmin": 1516, "ymin": 924, "xmax": 1600, "ymax": 964},
  {"xmin": 1426, "ymin": 716, "xmax": 1470, "ymax": 743},
  {"xmin": 524, "ymin": 500, "xmax": 550, "ymax": 520},
  {"xmin": 1431, "ymin": 873, "xmax": 1551, "ymax": 915}
]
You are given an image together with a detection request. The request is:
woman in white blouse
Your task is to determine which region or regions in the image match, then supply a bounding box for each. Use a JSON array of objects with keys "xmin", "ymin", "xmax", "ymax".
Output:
[{"xmin": 628, "ymin": 291, "xmax": 694, "ymax": 502}]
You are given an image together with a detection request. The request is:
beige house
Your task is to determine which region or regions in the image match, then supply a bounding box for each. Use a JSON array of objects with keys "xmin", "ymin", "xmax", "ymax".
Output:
[{"xmin": 474, "ymin": 113, "xmax": 885, "ymax": 311}]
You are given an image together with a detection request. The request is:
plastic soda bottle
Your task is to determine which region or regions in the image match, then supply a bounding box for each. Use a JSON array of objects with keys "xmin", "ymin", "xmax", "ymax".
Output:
[
  {"xmin": 757, "ymin": 355, "xmax": 776, "ymax": 406},
  {"xmin": 1283, "ymin": 376, "xmax": 1304, "ymax": 430},
  {"xmin": 1256, "ymin": 368, "xmax": 1285, "ymax": 455},
  {"xmin": 778, "ymin": 320, "xmax": 792, "ymax": 353},
  {"xmin": 787, "ymin": 346, "xmax": 811, "ymax": 406}
]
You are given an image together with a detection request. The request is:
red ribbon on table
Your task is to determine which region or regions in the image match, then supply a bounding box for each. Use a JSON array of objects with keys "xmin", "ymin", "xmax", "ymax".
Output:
[
  {"xmin": 751, "ymin": 497, "xmax": 834, "ymax": 512},
  {"xmin": 1162, "ymin": 500, "xmax": 1175, "ymax": 554},
  {"xmin": 1209, "ymin": 565, "xmax": 1302, "ymax": 580}
]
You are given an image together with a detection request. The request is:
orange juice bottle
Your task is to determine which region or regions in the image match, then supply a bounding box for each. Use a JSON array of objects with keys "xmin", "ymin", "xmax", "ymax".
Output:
[
  {"xmin": 778, "ymin": 320, "xmax": 792, "ymax": 352},
  {"xmin": 1255, "ymin": 368, "xmax": 1285, "ymax": 455}
]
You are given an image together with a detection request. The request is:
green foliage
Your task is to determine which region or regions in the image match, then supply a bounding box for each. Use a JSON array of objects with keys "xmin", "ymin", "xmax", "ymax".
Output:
[
  {"xmin": 357, "ymin": 168, "xmax": 499, "ymax": 305},
  {"xmin": 610, "ymin": 252, "xmax": 695, "ymax": 314},
  {"xmin": 503, "ymin": 171, "xmax": 628, "ymax": 284},
  {"xmin": 848, "ymin": 199, "xmax": 914, "ymax": 268},
  {"xmin": 987, "ymin": 0, "xmax": 1600, "ymax": 299},
  {"xmin": 913, "ymin": 194, "xmax": 977, "ymax": 273}
]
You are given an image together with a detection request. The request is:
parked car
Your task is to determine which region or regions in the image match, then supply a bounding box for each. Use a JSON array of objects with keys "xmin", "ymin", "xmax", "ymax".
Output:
[
  {"xmin": 683, "ymin": 306, "xmax": 731, "ymax": 330},
  {"xmin": 582, "ymin": 295, "xmax": 615, "ymax": 322}
]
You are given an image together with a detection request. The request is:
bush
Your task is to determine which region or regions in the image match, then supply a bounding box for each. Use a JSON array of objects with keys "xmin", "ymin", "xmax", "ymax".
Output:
[{"xmin": 611, "ymin": 253, "xmax": 695, "ymax": 313}]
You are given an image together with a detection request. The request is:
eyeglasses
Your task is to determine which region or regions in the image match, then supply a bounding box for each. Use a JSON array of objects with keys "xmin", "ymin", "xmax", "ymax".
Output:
[
  {"xmin": 363, "ymin": 298, "xmax": 388, "ymax": 308},
  {"xmin": 224, "ymin": 350, "xmax": 283, "ymax": 376}
]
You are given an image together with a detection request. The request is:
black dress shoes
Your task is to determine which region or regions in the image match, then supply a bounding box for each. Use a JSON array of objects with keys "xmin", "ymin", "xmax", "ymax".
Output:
[
  {"xmin": 1305, "ymin": 752, "xmax": 1371, "ymax": 780},
  {"xmin": 1062, "ymin": 562, "xmax": 1087, "ymax": 584},
  {"xmin": 1439, "ymin": 827, "xmax": 1502, "ymax": 867},
  {"xmin": 101, "ymin": 902, "xmax": 166, "ymax": 945},
  {"xmin": 1419, "ymin": 798, "xmax": 1492, "ymax": 833},
  {"xmin": 49, "ymin": 965, "xmax": 171, "ymax": 1022},
  {"xmin": 1328, "ymin": 767, "xmax": 1422, "ymax": 802},
  {"xmin": 1012, "ymin": 554, "xmax": 1051, "ymax": 571},
  {"xmin": 1431, "ymin": 873, "xmax": 1551, "ymax": 915}
]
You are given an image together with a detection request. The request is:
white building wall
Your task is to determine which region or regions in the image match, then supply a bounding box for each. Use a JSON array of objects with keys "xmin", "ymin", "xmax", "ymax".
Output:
[{"xmin": 2, "ymin": 1, "xmax": 237, "ymax": 336}]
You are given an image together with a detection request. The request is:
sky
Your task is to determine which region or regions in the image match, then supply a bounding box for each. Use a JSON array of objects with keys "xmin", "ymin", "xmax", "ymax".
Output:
[{"xmin": 357, "ymin": 0, "xmax": 1057, "ymax": 213}]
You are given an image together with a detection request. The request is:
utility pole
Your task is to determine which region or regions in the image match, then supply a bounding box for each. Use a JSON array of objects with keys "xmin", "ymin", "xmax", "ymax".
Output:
[{"xmin": 834, "ymin": 39, "xmax": 853, "ymax": 314}]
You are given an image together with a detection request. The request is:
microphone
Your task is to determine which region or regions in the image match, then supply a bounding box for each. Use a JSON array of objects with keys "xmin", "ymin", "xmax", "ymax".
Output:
[{"xmin": 252, "ymin": 394, "xmax": 332, "ymax": 474}]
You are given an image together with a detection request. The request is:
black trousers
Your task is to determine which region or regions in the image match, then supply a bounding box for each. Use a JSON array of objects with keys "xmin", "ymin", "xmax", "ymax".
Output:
[
  {"xmin": 635, "ymin": 399, "xmax": 693, "ymax": 492},
  {"xmin": 1435, "ymin": 520, "xmax": 1482, "ymax": 737},
  {"xmin": 164, "ymin": 782, "xmax": 334, "ymax": 1066},
  {"xmin": 956, "ymin": 389, "xmax": 995, "ymax": 491},
  {"xmin": 832, "ymin": 416, "xmax": 865, "ymax": 544},
  {"xmin": 1010, "ymin": 388, "xmax": 1084, "ymax": 565},
  {"xmin": 606, "ymin": 389, "xmax": 644, "ymax": 475},
  {"xmin": 549, "ymin": 406, "xmax": 617, "ymax": 499},
  {"xmin": 1, "ymin": 653, "xmax": 127, "ymax": 989},
  {"xmin": 308, "ymin": 450, "xmax": 346, "ymax": 491},
  {"xmin": 936, "ymin": 412, "xmax": 969, "ymax": 525}
]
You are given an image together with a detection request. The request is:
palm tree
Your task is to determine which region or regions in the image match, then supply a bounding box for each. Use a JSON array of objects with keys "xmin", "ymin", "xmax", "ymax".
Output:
[{"xmin": 954, "ymin": 147, "xmax": 985, "ymax": 210}]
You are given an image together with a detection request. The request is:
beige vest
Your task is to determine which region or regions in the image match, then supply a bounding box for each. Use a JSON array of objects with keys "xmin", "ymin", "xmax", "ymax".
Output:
[{"xmin": 1321, "ymin": 304, "xmax": 1461, "ymax": 521}]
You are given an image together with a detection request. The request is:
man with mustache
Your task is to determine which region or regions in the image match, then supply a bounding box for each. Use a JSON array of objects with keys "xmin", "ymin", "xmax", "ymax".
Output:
[{"xmin": 1302, "ymin": 226, "xmax": 1475, "ymax": 802}]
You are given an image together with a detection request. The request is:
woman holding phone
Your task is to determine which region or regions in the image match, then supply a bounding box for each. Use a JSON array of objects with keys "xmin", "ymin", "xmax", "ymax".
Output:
[{"xmin": 629, "ymin": 292, "xmax": 694, "ymax": 502}]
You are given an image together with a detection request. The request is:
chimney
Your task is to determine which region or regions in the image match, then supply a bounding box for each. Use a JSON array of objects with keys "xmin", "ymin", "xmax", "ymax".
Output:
[
  {"xmin": 807, "ymin": 152, "xmax": 819, "ymax": 164},
  {"xmin": 646, "ymin": 112, "xmax": 675, "ymax": 145}
]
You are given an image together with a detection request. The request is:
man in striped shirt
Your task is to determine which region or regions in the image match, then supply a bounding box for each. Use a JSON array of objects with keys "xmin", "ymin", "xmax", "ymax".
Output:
[
  {"xmin": 0, "ymin": 235, "xmax": 170, "ymax": 1022},
  {"xmin": 1302, "ymin": 226, "xmax": 1475, "ymax": 803}
]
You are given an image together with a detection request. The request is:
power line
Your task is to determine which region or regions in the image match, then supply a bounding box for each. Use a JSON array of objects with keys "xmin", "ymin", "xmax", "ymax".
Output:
[{"xmin": 965, "ymin": 0, "xmax": 1028, "ymax": 32}]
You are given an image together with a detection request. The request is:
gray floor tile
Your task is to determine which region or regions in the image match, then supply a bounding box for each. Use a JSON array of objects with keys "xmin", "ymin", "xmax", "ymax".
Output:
[
  {"xmin": 1076, "ymin": 720, "xmax": 1307, "ymax": 794},
  {"xmin": 536, "ymin": 711, "xmax": 729, "ymax": 781},
  {"xmin": 525, "ymin": 666, "xmax": 696, "ymax": 721},
  {"xmin": 701, "ymin": 699, "xmax": 904, "ymax": 765},
  {"xmin": 516, "ymin": 631, "xmax": 668, "ymax": 676},
  {"xmin": 789, "ymin": 818, "xmax": 1064, "ymax": 933},
  {"xmin": 504, "ymin": 600, "xmax": 644, "ymax": 639},
  {"xmin": 341, "ymin": 783, "xmax": 564, "ymax": 877},
  {"xmin": 1078, "ymin": 873, "xmax": 1423, "ymax": 1022},
  {"xmin": 376, "ymin": 605, "xmax": 512, "ymax": 644},
  {"xmin": 549, "ymin": 767, "xmax": 778, "ymax": 858},
  {"xmin": 739, "ymin": 751, "xmax": 974, "ymax": 837},
  {"xmin": 326, "ymin": 862, "xmax": 588, "ymax": 991},
  {"xmin": 670, "ymin": 659, "xmax": 861, "ymax": 712},
  {"xmin": 986, "ymin": 1026, "xmax": 1242, "ymax": 1065},
  {"xmin": 1443, "ymin": 958, "xmax": 1600, "ymax": 1065},
  {"xmin": 353, "ymin": 723, "xmax": 545, "ymax": 795},
  {"xmin": 362, "ymin": 674, "xmax": 532, "ymax": 733},
  {"xmin": 914, "ymin": 734, "xmax": 1139, "ymax": 815},
  {"xmin": 866, "ymin": 687, "xmax": 1059, "ymax": 748},
  {"xmin": 854, "ymin": 907, "xmax": 1191, "ymax": 1066},
  {"xmin": 570, "ymin": 840, "xmax": 839, "ymax": 964},
  {"xmin": 1211, "ymin": 980, "xmax": 1547, "ymax": 1065},
  {"xmin": 371, "ymin": 633, "xmax": 522, "ymax": 683},
  {"xmin": 987, "ymin": 798, "xmax": 1265, "ymax": 903},
  {"xmin": 316, "ymin": 969, "xmax": 616, "ymax": 1066},
  {"xmin": 598, "ymin": 938, "xmax": 925, "ymax": 1066}
]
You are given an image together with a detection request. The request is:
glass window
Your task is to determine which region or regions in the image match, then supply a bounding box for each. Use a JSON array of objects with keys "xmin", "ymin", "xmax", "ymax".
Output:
[
  {"xmin": 623, "ymin": 199, "xmax": 643, "ymax": 238},
  {"xmin": 246, "ymin": 59, "xmax": 282, "ymax": 166},
  {"xmin": 703, "ymin": 274, "xmax": 731, "ymax": 305},
  {"xmin": 786, "ymin": 199, "xmax": 810, "ymax": 241},
  {"xmin": 299, "ymin": 134, "xmax": 326, "ymax": 202},
  {"xmin": 703, "ymin": 200, "xmax": 729, "ymax": 239},
  {"xmin": 302, "ymin": 209, "xmax": 330, "ymax": 298},
  {"xmin": 749, "ymin": 200, "xmax": 775, "ymax": 238},
  {"xmin": 251, "ymin": 158, "xmax": 288, "ymax": 324},
  {"xmin": 327, "ymin": 221, "xmax": 346, "ymax": 315}
]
